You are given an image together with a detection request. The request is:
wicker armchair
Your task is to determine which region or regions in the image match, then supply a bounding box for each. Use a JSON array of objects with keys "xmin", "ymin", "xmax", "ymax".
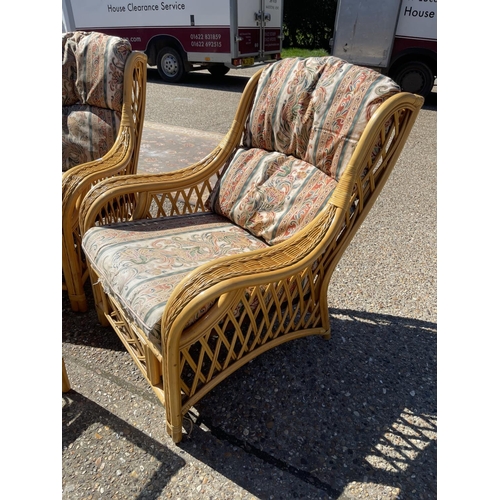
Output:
[
  {"xmin": 79, "ymin": 57, "xmax": 423, "ymax": 443},
  {"xmin": 62, "ymin": 31, "xmax": 147, "ymax": 312}
]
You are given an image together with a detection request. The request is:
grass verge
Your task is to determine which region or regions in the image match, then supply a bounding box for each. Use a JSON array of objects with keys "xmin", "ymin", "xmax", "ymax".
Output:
[{"xmin": 281, "ymin": 48, "xmax": 330, "ymax": 58}]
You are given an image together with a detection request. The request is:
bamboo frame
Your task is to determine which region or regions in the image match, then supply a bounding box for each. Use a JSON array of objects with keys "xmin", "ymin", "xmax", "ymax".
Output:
[
  {"xmin": 62, "ymin": 50, "xmax": 148, "ymax": 312},
  {"xmin": 80, "ymin": 67, "xmax": 424, "ymax": 443}
]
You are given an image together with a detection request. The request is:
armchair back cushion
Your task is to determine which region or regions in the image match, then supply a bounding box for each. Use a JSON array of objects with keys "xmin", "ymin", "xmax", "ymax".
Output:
[
  {"xmin": 208, "ymin": 57, "xmax": 400, "ymax": 244},
  {"xmin": 62, "ymin": 31, "xmax": 132, "ymax": 171},
  {"xmin": 209, "ymin": 147, "xmax": 338, "ymax": 245}
]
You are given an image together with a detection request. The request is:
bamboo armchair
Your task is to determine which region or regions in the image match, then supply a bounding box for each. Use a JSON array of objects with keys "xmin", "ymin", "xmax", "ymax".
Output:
[
  {"xmin": 62, "ymin": 31, "xmax": 147, "ymax": 312},
  {"xmin": 79, "ymin": 57, "xmax": 423, "ymax": 443}
]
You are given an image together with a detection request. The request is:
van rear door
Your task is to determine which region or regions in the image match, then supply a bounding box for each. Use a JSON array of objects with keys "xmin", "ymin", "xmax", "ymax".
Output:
[
  {"xmin": 332, "ymin": 0, "xmax": 402, "ymax": 68},
  {"xmin": 236, "ymin": 0, "xmax": 283, "ymax": 65}
]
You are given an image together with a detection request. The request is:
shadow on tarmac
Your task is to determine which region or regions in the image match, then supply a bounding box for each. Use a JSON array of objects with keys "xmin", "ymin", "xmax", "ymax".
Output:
[
  {"xmin": 146, "ymin": 66, "xmax": 251, "ymax": 94},
  {"xmin": 64, "ymin": 275, "xmax": 437, "ymax": 499}
]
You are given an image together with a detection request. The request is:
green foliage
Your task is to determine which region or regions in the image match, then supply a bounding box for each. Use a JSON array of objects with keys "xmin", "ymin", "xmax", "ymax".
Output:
[
  {"xmin": 281, "ymin": 48, "xmax": 329, "ymax": 58},
  {"xmin": 283, "ymin": 0, "xmax": 337, "ymax": 52}
]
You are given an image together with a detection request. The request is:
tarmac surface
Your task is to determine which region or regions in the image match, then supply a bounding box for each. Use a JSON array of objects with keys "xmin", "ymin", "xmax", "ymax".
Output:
[{"xmin": 62, "ymin": 94, "xmax": 437, "ymax": 499}]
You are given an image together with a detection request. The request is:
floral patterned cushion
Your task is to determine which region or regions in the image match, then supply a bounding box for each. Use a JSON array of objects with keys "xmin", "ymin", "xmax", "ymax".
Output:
[
  {"xmin": 62, "ymin": 31, "xmax": 131, "ymax": 171},
  {"xmin": 62, "ymin": 105, "xmax": 121, "ymax": 171},
  {"xmin": 82, "ymin": 213, "xmax": 269, "ymax": 347},
  {"xmin": 62, "ymin": 31, "xmax": 131, "ymax": 111},
  {"xmin": 208, "ymin": 148, "xmax": 338, "ymax": 245},
  {"xmin": 62, "ymin": 32, "xmax": 83, "ymax": 107},
  {"xmin": 243, "ymin": 56, "xmax": 400, "ymax": 181},
  {"xmin": 207, "ymin": 56, "xmax": 400, "ymax": 245}
]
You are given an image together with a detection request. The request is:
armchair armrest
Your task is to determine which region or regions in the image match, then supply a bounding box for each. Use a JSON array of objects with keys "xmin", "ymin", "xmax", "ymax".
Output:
[
  {"xmin": 79, "ymin": 66, "xmax": 264, "ymax": 232},
  {"xmin": 79, "ymin": 122, "xmax": 251, "ymax": 233},
  {"xmin": 63, "ymin": 128, "xmax": 132, "ymax": 218},
  {"xmin": 161, "ymin": 202, "xmax": 343, "ymax": 344}
]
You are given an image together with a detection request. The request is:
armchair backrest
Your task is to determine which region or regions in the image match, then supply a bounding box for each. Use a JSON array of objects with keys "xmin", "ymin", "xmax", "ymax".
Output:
[
  {"xmin": 243, "ymin": 57, "xmax": 401, "ymax": 180},
  {"xmin": 62, "ymin": 31, "xmax": 132, "ymax": 171},
  {"xmin": 209, "ymin": 57, "xmax": 401, "ymax": 245}
]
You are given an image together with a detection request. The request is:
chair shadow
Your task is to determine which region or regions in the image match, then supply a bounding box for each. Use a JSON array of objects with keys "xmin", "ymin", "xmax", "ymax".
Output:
[
  {"xmin": 63, "ymin": 279, "xmax": 126, "ymax": 352},
  {"xmin": 63, "ymin": 391, "xmax": 186, "ymax": 500},
  {"xmin": 423, "ymin": 90, "xmax": 437, "ymax": 111},
  {"xmin": 64, "ymin": 277, "xmax": 436, "ymax": 498},
  {"xmin": 179, "ymin": 308, "xmax": 437, "ymax": 498}
]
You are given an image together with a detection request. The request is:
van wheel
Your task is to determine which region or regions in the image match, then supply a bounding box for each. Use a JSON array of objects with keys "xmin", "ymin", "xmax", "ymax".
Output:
[
  {"xmin": 390, "ymin": 61, "xmax": 435, "ymax": 99},
  {"xmin": 208, "ymin": 65, "xmax": 230, "ymax": 77},
  {"xmin": 156, "ymin": 47, "xmax": 185, "ymax": 83}
]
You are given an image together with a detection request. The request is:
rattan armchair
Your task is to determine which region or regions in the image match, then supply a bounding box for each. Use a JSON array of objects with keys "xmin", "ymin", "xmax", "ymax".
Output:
[
  {"xmin": 62, "ymin": 31, "xmax": 147, "ymax": 312},
  {"xmin": 79, "ymin": 57, "xmax": 423, "ymax": 443}
]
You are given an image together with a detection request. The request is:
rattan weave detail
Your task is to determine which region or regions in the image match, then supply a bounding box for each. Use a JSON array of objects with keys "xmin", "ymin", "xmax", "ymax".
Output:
[{"xmin": 79, "ymin": 64, "xmax": 423, "ymax": 443}]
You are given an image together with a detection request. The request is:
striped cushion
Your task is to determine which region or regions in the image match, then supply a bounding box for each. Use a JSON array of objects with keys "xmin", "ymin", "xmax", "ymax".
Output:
[
  {"xmin": 82, "ymin": 213, "xmax": 269, "ymax": 347},
  {"xmin": 62, "ymin": 31, "xmax": 131, "ymax": 171},
  {"xmin": 243, "ymin": 56, "xmax": 400, "ymax": 181},
  {"xmin": 62, "ymin": 32, "xmax": 82, "ymax": 106},
  {"xmin": 62, "ymin": 105, "xmax": 121, "ymax": 171},
  {"xmin": 209, "ymin": 148, "xmax": 338, "ymax": 245},
  {"xmin": 63, "ymin": 31, "xmax": 131, "ymax": 111},
  {"xmin": 208, "ymin": 56, "xmax": 400, "ymax": 244}
]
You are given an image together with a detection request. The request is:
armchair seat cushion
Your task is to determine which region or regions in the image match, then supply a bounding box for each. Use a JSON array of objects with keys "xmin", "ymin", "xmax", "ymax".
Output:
[{"xmin": 82, "ymin": 212, "xmax": 269, "ymax": 346}]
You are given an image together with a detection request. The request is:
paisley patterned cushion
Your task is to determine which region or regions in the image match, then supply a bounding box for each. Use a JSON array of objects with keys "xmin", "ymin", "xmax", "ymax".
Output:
[
  {"xmin": 62, "ymin": 31, "xmax": 131, "ymax": 171},
  {"xmin": 209, "ymin": 148, "xmax": 338, "ymax": 245},
  {"xmin": 82, "ymin": 213, "xmax": 269, "ymax": 347},
  {"xmin": 62, "ymin": 31, "xmax": 131, "ymax": 111},
  {"xmin": 62, "ymin": 105, "xmax": 121, "ymax": 171},
  {"xmin": 243, "ymin": 56, "xmax": 400, "ymax": 181},
  {"xmin": 62, "ymin": 32, "xmax": 83, "ymax": 107},
  {"xmin": 208, "ymin": 56, "xmax": 400, "ymax": 245}
]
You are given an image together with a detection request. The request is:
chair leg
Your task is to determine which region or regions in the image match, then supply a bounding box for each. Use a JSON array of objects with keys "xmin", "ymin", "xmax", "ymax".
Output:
[
  {"xmin": 62, "ymin": 358, "xmax": 71, "ymax": 393},
  {"xmin": 62, "ymin": 236, "xmax": 89, "ymax": 312},
  {"xmin": 68, "ymin": 291, "xmax": 88, "ymax": 313},
  {"xmin": 95, "ymin": 305, "xmax": 110, "ymax": 326},
  {"xmin": 88, "ymin": 272, "xmax": 110, "ymax": 326}
]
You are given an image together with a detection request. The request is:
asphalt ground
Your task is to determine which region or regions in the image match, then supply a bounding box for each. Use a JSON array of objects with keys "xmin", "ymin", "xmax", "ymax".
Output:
[{"xmin": 62, "ymin": 77, "xmax": 437, "ymax": 499}]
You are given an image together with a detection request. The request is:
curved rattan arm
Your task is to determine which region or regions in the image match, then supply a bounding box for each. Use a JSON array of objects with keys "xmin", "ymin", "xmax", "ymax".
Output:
[
  {"xmin": 63, "ymin": 128, "xmax": 132, "ymax": 217},
  {"xmin": 161, "ymin": 202, "xmax": 341, "ymax": 340},
  {"xmin": 331, "ymin": 92, "xmax": 425, "ymax": 212},
  {"xmin": 161, "ymin": 91, "xmax": 425, "ymax": 344},
  {"xmin": 63, "ymin": 51, "xmax": 147, "ymax": 312},
  {"xmin": 78, "ymin": 132, "xmax": 229, "ymax": 230},
  {"xmin": 80, "ymin": 68, "xmax": 264, "ymax": 232}
]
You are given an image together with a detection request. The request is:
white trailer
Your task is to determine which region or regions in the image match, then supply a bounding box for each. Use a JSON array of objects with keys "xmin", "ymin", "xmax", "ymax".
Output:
[
  {"xmin": 330, "ymin": 0, "xmax": 437, "ymax": 98},
  {"xmin": 62, "ymin": 0, "xmax": 284, "ymax": 83}
]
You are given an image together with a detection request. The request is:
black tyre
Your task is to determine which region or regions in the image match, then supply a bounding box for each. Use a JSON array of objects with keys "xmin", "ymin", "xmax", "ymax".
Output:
[
  {"xmin": 390, "ymin": 61, "xmax": 435, "ymax": 99},
  {"xmin": 208, "ymin": 65, "xmax": 230, "ymax": 77},
  {"xmin": 156, "ymin": 47, "xmax": 185, "ymax": 83}
]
